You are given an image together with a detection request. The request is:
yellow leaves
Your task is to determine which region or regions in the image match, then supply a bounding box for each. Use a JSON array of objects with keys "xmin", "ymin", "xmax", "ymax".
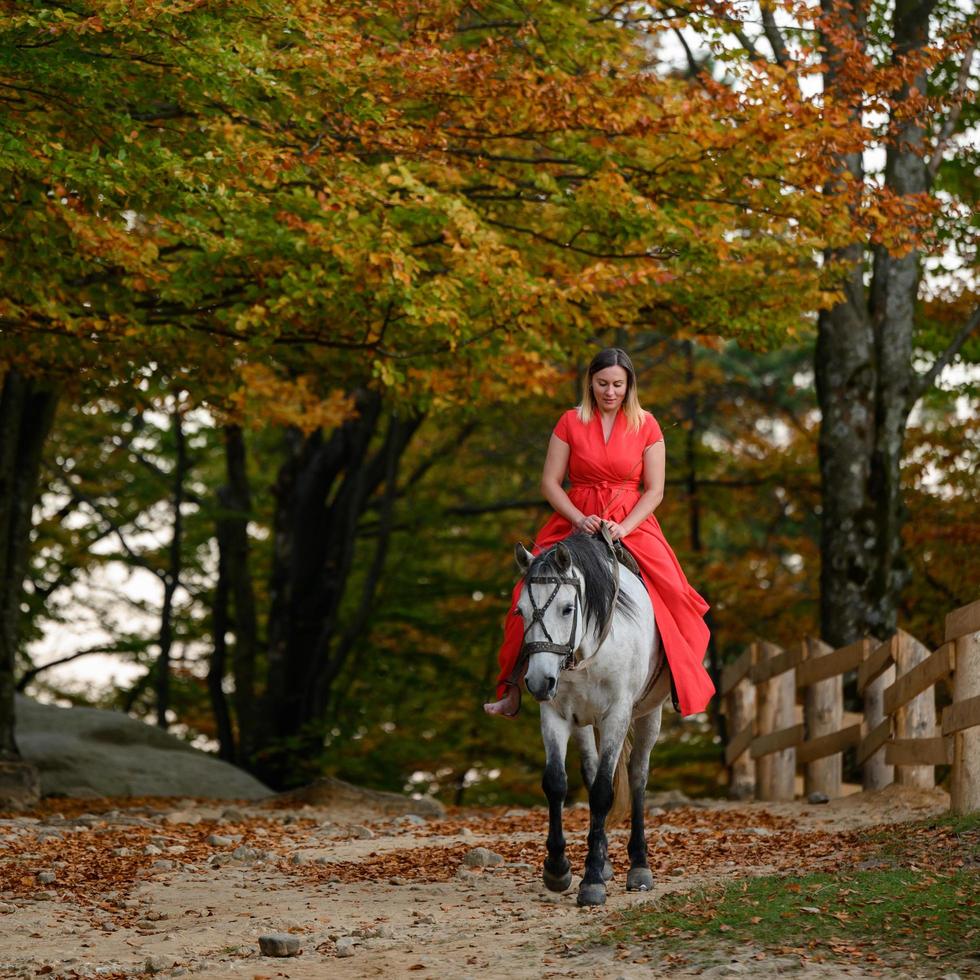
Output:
[{"xmin": 227, "ymin": 365, "xmax": 355, "ymax": 435}]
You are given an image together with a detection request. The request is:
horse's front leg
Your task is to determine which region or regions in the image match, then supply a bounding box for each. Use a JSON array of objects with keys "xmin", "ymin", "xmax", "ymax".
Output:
[
  {"xmin": 541, "ymin": 706, "xmax": 572, "ymax": 893},
  {"xmin": 578, "ymin": 711, "xmax": 630, "ymax": 907},
  {"xmin": 626, "ymin": 706, "xmax": 663, "ymax": 892}
]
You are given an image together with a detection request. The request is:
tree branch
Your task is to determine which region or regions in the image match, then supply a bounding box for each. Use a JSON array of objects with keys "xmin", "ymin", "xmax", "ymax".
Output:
[
  {"xmin": 908, "ymin": 305, "xmax": 980, "ymax": 410},
  {"xmin": 927, "ymin": 44, "xmax": 977, "ymax": 180},
  {"xmin": 760, "ymin": 6, "xmax": 790, "ymax": 66},
  {"xmin": 17, "ymin": 641, "xmax": 146, "ymax": 691}
]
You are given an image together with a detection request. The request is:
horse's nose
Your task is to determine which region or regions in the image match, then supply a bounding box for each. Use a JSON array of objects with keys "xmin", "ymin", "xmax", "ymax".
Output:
[{"xmin": 528, "ymin": 675, "xmax": 558, "ymax": 702}]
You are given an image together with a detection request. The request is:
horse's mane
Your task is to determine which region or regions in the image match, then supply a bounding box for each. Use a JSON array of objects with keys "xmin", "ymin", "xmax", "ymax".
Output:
[{"xmin": 528, "ymin": 532, "xmax": 638, "ymax": 639}]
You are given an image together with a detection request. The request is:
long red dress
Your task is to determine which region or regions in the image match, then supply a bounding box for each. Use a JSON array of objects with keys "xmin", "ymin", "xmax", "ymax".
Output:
[{"xmin": 495, "ymin": 408, "xmax": 715, "ymax": 717}]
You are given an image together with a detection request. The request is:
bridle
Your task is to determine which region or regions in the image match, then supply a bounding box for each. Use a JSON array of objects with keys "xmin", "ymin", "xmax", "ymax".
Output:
[
  {"xmin": 519, "ymin": 568, "xmax": 583, "ymax": 672},
  {"xmin": 518, "ymin": 525, "xmax": 621, "ymax": 673}
]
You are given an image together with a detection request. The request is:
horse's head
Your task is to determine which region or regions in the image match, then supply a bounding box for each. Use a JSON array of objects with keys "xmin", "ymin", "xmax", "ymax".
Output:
[{"xmin": 514, "ymin": 541, "xmax": 584, "ymax": 703}]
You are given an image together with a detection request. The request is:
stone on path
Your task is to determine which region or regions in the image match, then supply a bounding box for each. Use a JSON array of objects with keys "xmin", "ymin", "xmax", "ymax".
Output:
[
  {"xmin": 258, "ymin": 933, "xmax": 301, "ymax": 957},
  {"xmin": 145, "ymin": 955, "xmax": 177, "ymax": 974},
  {"xmin": 463, "ymin": 847, "xmax": 503, "ymax": 868},
  {"xmin": 336, "ymin": 936, "xmax": 356, "ymax": 957}
]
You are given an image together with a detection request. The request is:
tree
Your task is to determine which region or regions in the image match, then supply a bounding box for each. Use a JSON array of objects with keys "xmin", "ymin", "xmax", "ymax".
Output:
[
  {"xmin": 675, "ymin": 0, "xmax": 979, "ymax": 647},
  {"xmin": 2, "ymin": 1, "xmax": 865, "ymax": 790}
]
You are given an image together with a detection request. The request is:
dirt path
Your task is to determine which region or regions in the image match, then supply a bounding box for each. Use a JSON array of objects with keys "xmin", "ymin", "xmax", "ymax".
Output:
[{"xmin": 0, "ymin": 785, "xmax": 954, "ymax": 979}]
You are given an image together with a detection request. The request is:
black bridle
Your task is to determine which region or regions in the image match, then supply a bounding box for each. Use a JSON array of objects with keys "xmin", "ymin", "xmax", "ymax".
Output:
[
  {"xmin": 519, "ymin": 571, "xmax": 583, "ymax": 672},
  {"xmin": 517, "ymin": 526, "xmax": 623, "ymax": 674}
]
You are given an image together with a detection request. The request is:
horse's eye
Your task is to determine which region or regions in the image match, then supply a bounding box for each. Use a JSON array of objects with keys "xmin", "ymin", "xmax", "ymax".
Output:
[{"xmin": 562, "ymin": 604, "xmax": 574, "ymax": 615}]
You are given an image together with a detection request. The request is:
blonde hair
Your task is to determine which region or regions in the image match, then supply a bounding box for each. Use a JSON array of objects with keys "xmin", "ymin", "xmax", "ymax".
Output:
[{"xmin": 577, "ymin": 347, "xmax": 644, "ymax": 432}]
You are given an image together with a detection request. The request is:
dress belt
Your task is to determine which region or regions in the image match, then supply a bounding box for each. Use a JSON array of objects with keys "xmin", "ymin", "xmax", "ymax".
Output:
[{"xmin": 570, "ymin": 481, "xmax": 641, "ymax": 492}]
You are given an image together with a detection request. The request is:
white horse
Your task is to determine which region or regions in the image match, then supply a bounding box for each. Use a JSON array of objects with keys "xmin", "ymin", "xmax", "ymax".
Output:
[{"xmin": 514, "ymin": 530, "xmax": 670, "ymax": 907}]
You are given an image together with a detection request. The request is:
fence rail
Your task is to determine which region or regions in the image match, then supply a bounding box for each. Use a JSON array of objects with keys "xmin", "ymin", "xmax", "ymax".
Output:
[{"xmin": 721, "ymin": 597, "xmax": 980, "ymax": 813}]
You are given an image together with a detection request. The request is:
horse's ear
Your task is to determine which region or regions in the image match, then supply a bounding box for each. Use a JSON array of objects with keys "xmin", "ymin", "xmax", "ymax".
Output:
[
  {"xmin": 554, "ymin": 542, "xmax": 571, "ymax": 573},
  {"xmin": 515, "ymin": 543, "xmax": 534, "ymax": 574}
]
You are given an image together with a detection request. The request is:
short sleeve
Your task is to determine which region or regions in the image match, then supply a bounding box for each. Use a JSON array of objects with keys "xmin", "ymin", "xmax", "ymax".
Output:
[
  {"xmin": 552, "ymin": 409, "xmax": 574, "ymax": 443},
  {"xmin": 644, "ymin": 412, "xmax": 664, "ymax": 448}
]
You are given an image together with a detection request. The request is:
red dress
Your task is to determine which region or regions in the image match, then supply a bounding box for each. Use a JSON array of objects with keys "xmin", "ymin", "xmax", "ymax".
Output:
[{"xmin": 495, "ymin": 408, "xmax": 715, "ymax": 717}]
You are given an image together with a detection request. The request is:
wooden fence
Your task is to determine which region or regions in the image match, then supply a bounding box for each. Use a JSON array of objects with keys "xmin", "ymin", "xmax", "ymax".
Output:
[{"xmin": 720, "ymin": 598, "xmax": 980, "ymax": 813}]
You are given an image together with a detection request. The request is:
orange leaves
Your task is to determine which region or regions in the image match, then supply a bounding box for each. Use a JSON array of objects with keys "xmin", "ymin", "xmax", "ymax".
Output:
[{"xmin": 226, "ymin": 366, "xmax": 355, "ymax": 435}]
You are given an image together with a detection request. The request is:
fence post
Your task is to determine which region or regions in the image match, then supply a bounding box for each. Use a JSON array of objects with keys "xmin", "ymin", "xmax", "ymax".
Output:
[
  {"xmin": 860, "ymin": 637, "xmax": 894, "ymax": 791},
  {"xmin": 801, "ymin": 636, "xmax": 841, "ymax": 798},
  {"xmin": 722, "ymin": 644, "xmax": 757, "ymax": 800},
  {"xmin": 892, "ymin": 630, "xmax": 937, "ymax": 789},
  {"xmin": 946, "ymin": 601, "xmax": 980, "ymax": 814},
  {"xmin": 755, "ymin": 641, "xmax": 796, "ymax": 801}
]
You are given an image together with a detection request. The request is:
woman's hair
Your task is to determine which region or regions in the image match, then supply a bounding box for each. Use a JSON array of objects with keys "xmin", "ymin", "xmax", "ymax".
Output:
[{"xmin": 577, "ymin": 347, "xmax": 644, "ymax": 431}]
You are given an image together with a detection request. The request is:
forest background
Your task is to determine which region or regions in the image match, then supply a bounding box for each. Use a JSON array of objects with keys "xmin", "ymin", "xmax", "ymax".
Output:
[{"xmin": 1, "ymin": 0, "xmax": 977, "ymax": 806}]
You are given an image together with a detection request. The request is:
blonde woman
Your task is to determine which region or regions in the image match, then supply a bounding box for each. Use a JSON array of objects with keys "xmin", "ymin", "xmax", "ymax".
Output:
[{"xmin": 484, "ymin": 347, "xmax": 714, "ymax": 718}]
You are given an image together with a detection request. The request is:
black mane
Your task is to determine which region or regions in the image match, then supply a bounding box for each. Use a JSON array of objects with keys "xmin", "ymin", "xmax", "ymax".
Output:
[{"xmin": 528, "ymin": 532, "xmax": 638, "ymax": 638}]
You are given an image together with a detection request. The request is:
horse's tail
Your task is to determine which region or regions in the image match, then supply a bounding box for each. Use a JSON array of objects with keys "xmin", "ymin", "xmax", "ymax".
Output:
[{"xmin": 608, "ymin": 725, "xmax": 633, "ymax": 827}]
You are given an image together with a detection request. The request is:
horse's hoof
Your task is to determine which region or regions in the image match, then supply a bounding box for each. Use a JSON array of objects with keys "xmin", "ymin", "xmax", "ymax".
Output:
[
  {"xmin": 542, "ymin": 865, "xmax": 572, "ymax": 893},
  {"xmin": 602, "ymin": 860, "xmax": 614, "ymax": 882},
  {"xmin": 576, "ymin": 882, "xmax": 607, "ymax": 907},
  {"xmin": 627, "ymin": 867, "xmax": 654, "ymax": 892}
]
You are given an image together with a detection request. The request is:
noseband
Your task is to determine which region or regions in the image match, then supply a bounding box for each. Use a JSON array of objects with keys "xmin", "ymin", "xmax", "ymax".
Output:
[{"xmin": 520, "ymin": 570, "xmax": 582, "ymax": 672}]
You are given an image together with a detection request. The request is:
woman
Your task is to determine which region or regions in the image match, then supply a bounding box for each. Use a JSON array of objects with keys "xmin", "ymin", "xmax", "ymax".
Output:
[{"xmin": 483, "ymin": 347, "xmax": 714, "ymax": 718}]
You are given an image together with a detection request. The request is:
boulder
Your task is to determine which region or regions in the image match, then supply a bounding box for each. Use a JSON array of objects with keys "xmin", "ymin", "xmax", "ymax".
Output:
[
  {"xmin": 274, "ymin": 775, "xmax": 444, "ymax": 818},
  {"xmin": 14, "ymin": 695, "xmax": 270, "ymax": 800}
]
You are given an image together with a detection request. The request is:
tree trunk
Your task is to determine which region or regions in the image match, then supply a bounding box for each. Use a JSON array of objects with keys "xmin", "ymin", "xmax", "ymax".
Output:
[
  {"xmin": 682, "ymin": 340, "xmax": 723, "ymax": 738},
  {"xmin": 208, "ymin": 531, "xmax": 236, "ymax": 761},
  {"xmin": 0, "ymin": 370, "xmax": 58, "ymax": 793},
  {"xmin": 155, "ymin": 404, "xmax": 186, "ymax": 729},
  {"xmin": 815, "ymin": 0, "xmax": 930, "ymax": 647},
  {"xmin": 260, "ymin": 394, "xmax": 421, "ymax": 785},
  {"xmin": 218, "ymin": 424, "xmax": 259, "ymax": 763}
]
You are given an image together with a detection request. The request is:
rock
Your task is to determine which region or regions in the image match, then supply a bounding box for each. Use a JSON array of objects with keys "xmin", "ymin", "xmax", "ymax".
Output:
[
  {"xmin": 463, "ymin": 847, "xmax": 503, "ymax": 868},
  {"xmin": 36, "ymin": 871, "xmax": 57, "ymax": 884},
  {"xmin": 335, "ymin": 936, "xmax": 356, "ymax": 957},
  {"xmin": 394, "ymin": 814, "xmax": 427, "ymax": 826},
  {"xmin": 143, "ymin": 844, "xmax": 163, "ymax": 856},
  {"xmin": 350, "ymin": 825, "xmax": 374, "ymax": 840},
  {"xmin": 113, "ymin": 847, "xmax": 132, "ymax": 857},
  {"xmin": 221, "ymin": 807, "xmax": 245, "ymax": 822},
  {"xmin": 207, "ymin": 834, "xmax": 234, "ymax": 847},
  {"xmin": 231, "ymin": 845, "xmax": 258, "ymax": 861},
  {"xmin": 741, "ymin": 827, "xmax": 773, "ymax": 837},
  {"xmin": 258, "ymin": 933, "xmax": 301, "ymax": 957},
  {"xmin": 145, "ymin": 955, "xmax": 176, "ymax": 973},
  {"xmin": 807, "ymin": 791, "xmax": 830, "ymax": 805},
  {"xmin": 166, "ymin": 844, "xmax": 187, "ymax": 855},
  {"xmin": 274, "ymin": 775, "xmax": 445, "ymax": 818},
  {"xmin": 152, "ymin": 860, "xmax": 175, "ymax": 870},
  {"xmin": 0, "ymin": 758, "xmax": 41, "ymax": 809},
  {"xmin": 504, "ymin": 808, "xmax": 530, "ymax": 817},
  {"xmin": 0, "ymin": 902, "xmax": 14, "ymax": 913},
  {"xmin": 163, "ymin": 811, "xmax": 201, "ymax": 826},
  {"xmin": 13, "ymin": 694, "xmax": 271, "ymax": 800},
  {"xmin": 289, "ymin": 852, "xmax": 307, "ymax": 866},
  {"xmin": 645, "ymin": 789, "xmax": 691, "ymax": 811}
]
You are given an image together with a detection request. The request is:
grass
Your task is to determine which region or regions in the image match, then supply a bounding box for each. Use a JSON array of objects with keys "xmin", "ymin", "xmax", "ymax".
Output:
[{"xmin": 592, "ymin": 811, "xmax": 980, "ymax": 971}]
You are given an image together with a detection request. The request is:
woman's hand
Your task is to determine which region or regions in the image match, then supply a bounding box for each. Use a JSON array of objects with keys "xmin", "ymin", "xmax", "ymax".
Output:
[
  {"xmin": 605, "ymin": 521, "xmax": 627, "ymax": 541},
  {"xmin": 577, "ymin": 513, "xmax": 602, "ymax": 534}
]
